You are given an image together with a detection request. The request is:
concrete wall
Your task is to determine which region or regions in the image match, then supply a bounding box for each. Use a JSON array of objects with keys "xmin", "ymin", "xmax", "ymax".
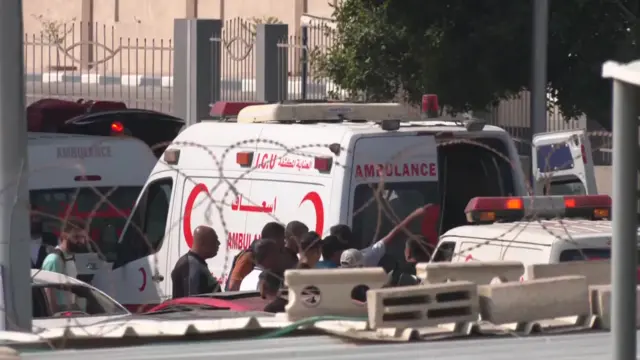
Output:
[{"xmin": 23, "ymin": 0, "xmax": 336, "ymax": 77}]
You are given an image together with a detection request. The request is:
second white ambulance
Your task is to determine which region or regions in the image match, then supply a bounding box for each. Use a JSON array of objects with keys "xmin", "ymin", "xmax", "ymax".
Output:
[{"xmin": 92, "ymin": 99, "xmax": 599, "ymax": 308}]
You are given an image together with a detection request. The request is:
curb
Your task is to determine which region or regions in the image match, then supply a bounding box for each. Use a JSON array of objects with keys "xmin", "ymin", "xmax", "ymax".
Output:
[{"xmin": 27, "ymin": 73, "xmax": 349, "ymax": 98}]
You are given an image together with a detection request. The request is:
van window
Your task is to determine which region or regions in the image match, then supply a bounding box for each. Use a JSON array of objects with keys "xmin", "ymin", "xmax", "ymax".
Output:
[
  {"xmin": 432, "ymin": 241, "xmax": 455, "ymax": 262},
  {"xmin": 438, "ymin": 137, "xmax": 516, "ymax": 233},
  {"xmin": 559, "ymin": 248, "xmax": 640, "ymax": 263},
  {"xmin": 544, "ymin": 177, "xmax": 586, "ymax": 195},
  {"xmin": 30, "ymin": 186, "xmax": 141, "ymax": 254},
  {"xmin": 114, "ymin": 178, "xmax": 173, "ymax": 267},
  {"xmin": 352, "ymin": 181, "xmax": 439, "ymax": 261}
]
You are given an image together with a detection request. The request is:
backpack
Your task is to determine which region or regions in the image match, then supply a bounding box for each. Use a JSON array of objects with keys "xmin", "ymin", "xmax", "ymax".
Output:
[
  {"xmin": 224, "ymin": 249, "xmax": 251, "ymax": 291},
  {"xmin": 50, "ymin": 248, "xmax": 74, "ymax": 275}
]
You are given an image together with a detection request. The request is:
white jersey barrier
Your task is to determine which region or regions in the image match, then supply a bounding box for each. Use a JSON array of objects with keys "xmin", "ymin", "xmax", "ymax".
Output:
[{"xmin": 284, "ymin": 260, "xmax": 633, "ymax": 333}]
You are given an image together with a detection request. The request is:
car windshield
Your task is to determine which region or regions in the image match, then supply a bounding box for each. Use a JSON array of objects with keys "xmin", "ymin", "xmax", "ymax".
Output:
[
  {"xmin": 30, "ymin": 186, "xmax": 141, "ymax": 255},
  {"xmin": 32, "ymin": 283, "xmax": 129, "ymax": 318}
]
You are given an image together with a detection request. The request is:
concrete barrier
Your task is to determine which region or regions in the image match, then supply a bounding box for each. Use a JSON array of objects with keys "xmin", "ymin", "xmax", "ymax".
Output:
[
  {"xmin": 528, "ymin": 260, "xmax": 610, "ymax": 285},
  {"xmin": 366, "ymin": 281, "xmax": 478, "ymax": 330},
  {"xmin": 417, "ymin": 261, "xmax": 524, "ymax": 284},
  {"xmin": 478, "ymin": 275, "xmax": 589, "ymax": 326},
  {"xmin": 589, "ymin": 284, "xmax": 640, "ymax": 329},
  {"xmin": 285, "ymin": 268, "xmax": 387, "ymax": 321}
]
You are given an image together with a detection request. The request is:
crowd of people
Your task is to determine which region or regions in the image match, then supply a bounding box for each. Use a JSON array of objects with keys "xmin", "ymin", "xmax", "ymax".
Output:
[
  {"xmin": 28, "ymin": 203, "xmax": 437, "ymax": 314},
  {"xmin": 172, "ymin": 203, "xmax": 435, "ymax": 313}
]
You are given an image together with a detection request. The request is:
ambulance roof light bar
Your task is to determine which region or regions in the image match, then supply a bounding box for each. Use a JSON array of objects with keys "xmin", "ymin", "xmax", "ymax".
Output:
[
  {"xmin": 209, "ymin": 101, "xmax": 265, "ymax": 120},
  {"xmin": 236, "ymin": 102, "xmax": 409, "ymax": 128},
  {"xmin": 464, "ymin": 195, "xmax": 612, "ymax": 223}
]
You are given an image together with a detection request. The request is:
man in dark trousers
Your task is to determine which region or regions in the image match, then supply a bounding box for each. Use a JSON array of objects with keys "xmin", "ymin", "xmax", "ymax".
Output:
[{"xmin": 171, "ymin": 225, "xmax": 221, "ymax": 298}]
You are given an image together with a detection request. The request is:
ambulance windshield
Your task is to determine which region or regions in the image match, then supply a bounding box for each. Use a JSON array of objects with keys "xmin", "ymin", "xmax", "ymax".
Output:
[
  {"xmin": 352, "ymin": 181, "xmax": 439, "ymax": 255},
  {"xmin": 30, "ymin": 186, "xmax": 140, "ymax": 255}
]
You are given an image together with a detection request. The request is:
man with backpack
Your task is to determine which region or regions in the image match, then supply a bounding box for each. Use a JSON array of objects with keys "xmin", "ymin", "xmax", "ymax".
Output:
[{"xmin": 40, "ymin": 220, "xmax": 88, "ymax": 313}]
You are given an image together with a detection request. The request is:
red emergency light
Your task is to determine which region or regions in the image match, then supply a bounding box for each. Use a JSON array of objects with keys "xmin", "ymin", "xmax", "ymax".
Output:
[
  {"xmin": 464, "ymin": 195, "xmax": 611, "ymax": 224},
  {"xmin": 110, "ymin": 121, "xmax": 125, "ymax": 134},
  {"xmin": 314, "ymin": 156, "xmax": 333, "ymax": 172},
  {"xmin": 209, "ymin": 101, "xmax": 265, "ymax": 120},
  {"xmin": 421, "ymin": 94, "xmax": 439, "ymax": 119}
]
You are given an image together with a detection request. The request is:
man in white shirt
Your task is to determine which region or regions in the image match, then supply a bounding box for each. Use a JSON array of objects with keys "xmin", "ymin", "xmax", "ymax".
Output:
[{"xmin": 239, "ymin": 238, "xmax": 281, "ymax": 291}]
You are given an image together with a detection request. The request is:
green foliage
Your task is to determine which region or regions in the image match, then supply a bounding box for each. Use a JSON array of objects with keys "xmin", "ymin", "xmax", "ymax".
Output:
[{"xmin": 316, "ymin": 0, "xmax": 640, "ymax": 128}]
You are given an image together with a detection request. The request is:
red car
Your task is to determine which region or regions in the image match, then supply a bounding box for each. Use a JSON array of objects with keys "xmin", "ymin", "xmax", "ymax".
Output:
[{"xmin": 146, "ymin": 291, "xmax": 272, "ymax": 313}]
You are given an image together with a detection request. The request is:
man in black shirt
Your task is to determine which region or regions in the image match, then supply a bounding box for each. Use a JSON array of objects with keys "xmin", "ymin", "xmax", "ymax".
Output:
[{"xmin": 171, "ymin": 225, "xmax": 221, "ymax": 298}]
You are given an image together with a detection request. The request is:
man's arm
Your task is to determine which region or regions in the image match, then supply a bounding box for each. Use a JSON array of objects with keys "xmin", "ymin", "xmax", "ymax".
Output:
[
  {"xmin": 362, "ymin": 204, "xmax": 434, "ymax": 266},
  {"xmin": 227, "ymin": 254, "xmax": 254, "ymax": 291}
]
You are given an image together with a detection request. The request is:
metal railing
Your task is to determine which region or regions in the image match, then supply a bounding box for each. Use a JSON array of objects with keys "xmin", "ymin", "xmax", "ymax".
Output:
[{"xmin": 24, "ymin": 22, "xmax": 174, "ymax": 113}]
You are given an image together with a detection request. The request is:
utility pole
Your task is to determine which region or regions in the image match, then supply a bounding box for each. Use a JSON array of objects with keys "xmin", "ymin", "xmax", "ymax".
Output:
[
  {"xmin": 0, "ymin": 0, "xmax": 33, "ymax": 331},
  {"xmin": 530, "ymin": 0, "xmax": 549, "ymax": 165},
  {"xmin": 602, "ymin": 60, "xmax": 640, "ymax": 360}
]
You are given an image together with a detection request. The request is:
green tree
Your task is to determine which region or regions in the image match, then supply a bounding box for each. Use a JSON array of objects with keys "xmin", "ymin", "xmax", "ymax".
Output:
[{"xmin": 317, "ymin": 0, "xmax": 640, "ymax": 129}]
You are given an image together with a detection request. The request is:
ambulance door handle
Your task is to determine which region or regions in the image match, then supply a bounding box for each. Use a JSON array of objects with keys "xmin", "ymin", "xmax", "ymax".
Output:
[{"xmin": 152, "ymin": 274, "xmax": 164, "ymax": 282}]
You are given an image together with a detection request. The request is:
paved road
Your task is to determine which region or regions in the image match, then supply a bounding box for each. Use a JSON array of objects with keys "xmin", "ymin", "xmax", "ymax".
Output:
[{"xmin": 25, "ymin": 82, "xmax": 260, "ymax": 113}]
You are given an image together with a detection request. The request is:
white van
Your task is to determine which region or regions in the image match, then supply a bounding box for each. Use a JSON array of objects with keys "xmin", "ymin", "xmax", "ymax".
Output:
[
  {"xmin": 29, "ymin": 132, "xmax": 157, "ymax": 284},
  {"xmin": 94, "ymin": 101, "xmax": 598, "ymax": 308},
  {"xmin": 430, "ymin": 194, "xmax": 626, "ymax": 280}
]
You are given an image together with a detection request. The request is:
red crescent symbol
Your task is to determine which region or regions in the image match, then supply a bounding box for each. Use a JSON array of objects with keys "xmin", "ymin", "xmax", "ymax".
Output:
[
  {"xmin": 299, "ymin": 191, "xmax": 324, "ymax": 234},
  {"xmin": 183, "ymin": 183, "xmax": 209, "ymax": 249},
  {"xmin": 138, "ymin": 267, "xmax": 147, "ymax": 292},
  {"xmin": 465, "ymin": 254, "xmax": 473, "ymax": 262}
]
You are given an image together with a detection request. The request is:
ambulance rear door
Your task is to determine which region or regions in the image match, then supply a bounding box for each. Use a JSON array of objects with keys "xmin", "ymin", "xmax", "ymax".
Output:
[
  {"xmin": 532, "ymin": 130, "xmax": 597, "ymax": 195},
  {"xmin": 348, "ymin": 133, "xmax": 440, "ymax": 263}
]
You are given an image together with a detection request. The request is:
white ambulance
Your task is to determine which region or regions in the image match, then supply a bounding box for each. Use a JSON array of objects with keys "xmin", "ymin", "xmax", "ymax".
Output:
[
  {"xmin": 430, "ymin": 194, "xmax": 627, "ymax": 279},
  {"xmin": 29, "ymin": 132, "xmax": 157, "ymax": 284},
  {"xmin": 94, "ymin": 99, "xmax": 599, "ymax": 308}
]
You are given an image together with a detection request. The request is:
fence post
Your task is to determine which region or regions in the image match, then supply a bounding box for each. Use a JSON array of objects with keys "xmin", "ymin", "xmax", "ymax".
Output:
[
  {"xmin": 173, "ymin": 19, "xmax": 222, "ymax": 126},
  {"xmin": 255, "ymin": 24, "xmax": 288, "ymax": 103},
  {"xmin": 301, "ymin": 25, "xmax": 308, "ymax": 100}
]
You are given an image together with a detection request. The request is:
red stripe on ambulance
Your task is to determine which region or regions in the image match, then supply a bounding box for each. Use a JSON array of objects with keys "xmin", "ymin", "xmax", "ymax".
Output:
[{"xmin": 355, "ymin": 162, "xmax": 437, "ymax": 178}]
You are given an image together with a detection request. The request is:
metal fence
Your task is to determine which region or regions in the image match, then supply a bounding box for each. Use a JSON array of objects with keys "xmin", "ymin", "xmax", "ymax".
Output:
[
  {"xmin": 24, "ymin": 22, "xmax": 174, "ymax": 113},
  {"xmin": 23, "ymin": 18, "xmax": 610, "ymax": 165}
]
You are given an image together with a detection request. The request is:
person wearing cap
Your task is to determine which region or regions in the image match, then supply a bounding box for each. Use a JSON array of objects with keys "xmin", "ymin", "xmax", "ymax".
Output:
[
  {"xmin": 339, "ymin": 248, "xmax": 365, "ymax": 268},
  {"xmin": 239, "ymin": 238, "xmax": 282, "ymax": 291}
]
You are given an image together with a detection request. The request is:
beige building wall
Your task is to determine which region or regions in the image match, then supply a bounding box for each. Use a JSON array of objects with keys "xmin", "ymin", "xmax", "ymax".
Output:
[{"xmin": 23, "ymin": 0, "xmax": 335, "ymax": 78}]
